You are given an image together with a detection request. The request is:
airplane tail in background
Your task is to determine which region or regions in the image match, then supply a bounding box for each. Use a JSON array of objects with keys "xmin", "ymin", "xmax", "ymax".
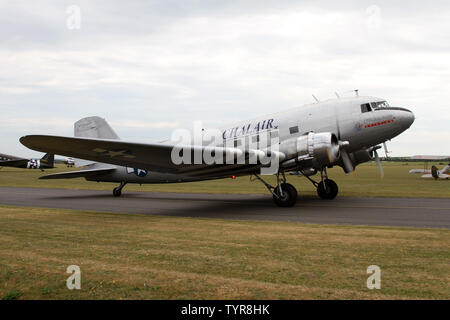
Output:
[
  {"xmin": 40, "ymin": 153, "xmax": 54, "ymax": 166},
  {"xmin": 74, "ymin": 116, "xmax": 120, "ymax": 140},
  {"xmin": 441, "ymin": 164, "xmax": 450, "ymax": 174}
]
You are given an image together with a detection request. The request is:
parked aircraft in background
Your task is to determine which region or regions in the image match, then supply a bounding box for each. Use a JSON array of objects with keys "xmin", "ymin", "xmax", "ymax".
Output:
[
  {"xmin": 0, "ymin": 152, "xmax": 54, "ymax": 170},
  {"xmin": 21, "ymin": 95, "xmax": 415, "ymax": 206},
  {"xmin": 65, "ymin": 157, "xmax": 75, "ymax": 167},
  {"xmin": 410, "ymin": 164, "xmax": 450, "ymax": 180}
]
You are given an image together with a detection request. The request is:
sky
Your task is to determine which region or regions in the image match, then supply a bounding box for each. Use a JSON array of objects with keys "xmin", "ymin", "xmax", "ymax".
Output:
[{"xmin": 1, "ymin": 0, "xmax": 449, "ymax": 158}]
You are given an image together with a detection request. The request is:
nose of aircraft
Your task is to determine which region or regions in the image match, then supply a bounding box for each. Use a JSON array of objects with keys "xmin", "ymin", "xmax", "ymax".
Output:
[{"xmin": 396, "ymin": 107, "xmax": 415, "ymax": 131}]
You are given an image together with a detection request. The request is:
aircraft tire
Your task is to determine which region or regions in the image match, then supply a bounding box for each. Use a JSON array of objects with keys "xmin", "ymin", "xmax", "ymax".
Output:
[
  {"xmin": 317, "ymin": 179, "xmax": 338, "ymax": 200},
  {"xmin": 113, "ymin": 187, "xmax": 122, "ymax": 197},
  {"xmin": 273, "ymin": 183, "xmax": 298, "ymax": 207}
]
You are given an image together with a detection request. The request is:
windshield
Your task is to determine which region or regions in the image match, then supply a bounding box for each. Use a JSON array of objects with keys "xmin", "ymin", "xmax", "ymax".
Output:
[{"xmin": 370, "ymin": 101, "xmax": 390, "ymax": 109}]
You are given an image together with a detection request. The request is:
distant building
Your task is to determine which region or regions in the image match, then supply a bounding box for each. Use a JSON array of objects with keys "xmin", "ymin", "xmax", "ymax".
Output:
[{"xmin": 411, "ymin": 155, "xmax": 450, "ymax": 161}]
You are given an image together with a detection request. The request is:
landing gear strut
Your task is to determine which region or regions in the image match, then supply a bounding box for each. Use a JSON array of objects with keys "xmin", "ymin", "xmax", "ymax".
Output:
[
  {"xmin": 113, "ymin": 182, "xmax": 127, "ymax": 197},
  {"xmin": 253, "ymin": 172, "xmax": 298, "ymax": 207},
  {"xmin": 299, "ymin": 167, "xmax": 338, "ymax": 200}
]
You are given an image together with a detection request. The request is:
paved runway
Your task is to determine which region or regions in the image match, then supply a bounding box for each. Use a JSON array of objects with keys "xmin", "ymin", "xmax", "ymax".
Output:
[{"xmin": 0, "ymin": 187, "xmax": 449, "ymax": 228}]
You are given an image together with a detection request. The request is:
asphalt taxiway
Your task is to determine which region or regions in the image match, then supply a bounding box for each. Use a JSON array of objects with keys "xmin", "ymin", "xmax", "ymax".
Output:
[{"xmin": 0, "ymin": 187, "xmax": 449, "ymax": 228}]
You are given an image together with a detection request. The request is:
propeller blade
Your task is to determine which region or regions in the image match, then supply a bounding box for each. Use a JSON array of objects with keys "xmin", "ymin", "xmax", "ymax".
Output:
[
  {"xmin": 431, "ymin": 165, "xmax": 439, "ymax": 180},
  {"xmin": 383, "ymin": 142, "xmax": 390, "ymax": 159},
  {"xmin": 374, "ymin": 150, "xmax": 384, "ymax": 178},
  {"xmin": 340, "ymin": 149, "xmax": 353, "ymax": 174}
]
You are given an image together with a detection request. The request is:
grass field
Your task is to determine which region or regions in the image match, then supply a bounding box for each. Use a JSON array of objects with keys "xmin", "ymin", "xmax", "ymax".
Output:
[
  {"xmin": 0, "ymin": 162, "xmax": 448, "ymax": 300},
  {"xmin": 0, "ymin": 206, "xmax": 448, "ymax": 300},
  {"xmin": 0, "ymin": 162, "xmax": 449, "ymax": 198}
]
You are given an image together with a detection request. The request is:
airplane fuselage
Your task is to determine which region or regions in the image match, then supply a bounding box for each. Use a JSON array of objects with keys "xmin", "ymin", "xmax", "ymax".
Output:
[{"xmin": 84, "ymin": 96, "xmax": 414, "ymax": 184}]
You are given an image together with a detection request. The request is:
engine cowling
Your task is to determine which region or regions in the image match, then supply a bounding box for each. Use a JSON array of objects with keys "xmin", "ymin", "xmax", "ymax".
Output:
[
  {"xmin": 351, "ymin": 149, "xmax": 373, "ymax": 166},
  {"xmin": 336, "ymin": 149, "xmax": 374, "ymax": 173},
  {"xmin": 279, "ymin": 132, "xmax": 340, "ymax": 168}
]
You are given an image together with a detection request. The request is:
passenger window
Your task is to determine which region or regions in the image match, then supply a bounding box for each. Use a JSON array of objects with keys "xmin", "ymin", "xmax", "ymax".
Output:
[
  {"xmin": 361, "ymin": 103, "xmax": 372, "ymax": 113},
  {"xmin": 234, "ymin": 139, "xmax": 242, "ymax": 147},
  {"xmin": 289, "ymin": 126, "xmax": 299, "ymax": 134}
]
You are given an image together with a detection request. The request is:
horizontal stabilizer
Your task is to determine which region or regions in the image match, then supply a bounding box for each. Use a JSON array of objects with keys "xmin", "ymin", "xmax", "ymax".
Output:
[{"xmin": 39, "ymin": 167, "xmax": 116, "ymax": 179}]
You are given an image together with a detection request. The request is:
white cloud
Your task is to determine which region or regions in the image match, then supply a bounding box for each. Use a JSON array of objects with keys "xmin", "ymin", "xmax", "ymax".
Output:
[{"xmin": 0, "ymin": 1, "xmax": 449, "ymax": 158}]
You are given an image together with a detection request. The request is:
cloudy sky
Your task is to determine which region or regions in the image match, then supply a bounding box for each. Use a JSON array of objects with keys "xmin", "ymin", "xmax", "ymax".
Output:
[{"xmin": 1, "ymin": 0, "xmax": 449, "ymax": 158}]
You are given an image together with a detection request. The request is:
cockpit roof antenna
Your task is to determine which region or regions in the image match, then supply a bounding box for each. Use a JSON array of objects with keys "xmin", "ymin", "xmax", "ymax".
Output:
[
  {"xmin": 335, "ymin": 92, "xmax": 340, "ymax": 98},
  {"xmin": 355, "ymin": 89, "xmax": 359, "ymax": 97},
  {"xmin": 312, "ymin": 94, "xmax": 319, "ymax": 103}
]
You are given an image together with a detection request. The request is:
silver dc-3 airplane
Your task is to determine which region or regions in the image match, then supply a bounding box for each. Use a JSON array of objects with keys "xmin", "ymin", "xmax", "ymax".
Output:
[{"xmin": 20, "ymin": 95, "xmax": 415, "ymax": 207}]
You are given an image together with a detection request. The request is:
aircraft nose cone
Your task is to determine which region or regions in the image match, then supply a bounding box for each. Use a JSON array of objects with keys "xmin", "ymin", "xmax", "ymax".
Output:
[
  {"xmin": 404, "ymin": 108, "xmax": 415, "ymax": 128},
  {"xmin": 397, "ymin": 107, "xmax": 415, "ymax": 130}
]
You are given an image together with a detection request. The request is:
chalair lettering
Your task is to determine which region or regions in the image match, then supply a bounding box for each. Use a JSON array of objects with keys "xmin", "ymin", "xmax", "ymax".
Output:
[{"xmin": 222, "ymin": 118, "xmax": 278, "ymax": 140}]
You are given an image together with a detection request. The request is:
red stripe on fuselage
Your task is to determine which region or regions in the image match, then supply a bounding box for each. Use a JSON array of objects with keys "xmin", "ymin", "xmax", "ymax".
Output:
[{"xmin": 364, "ymin": 119, "xmax": 394, "ymax": 128}]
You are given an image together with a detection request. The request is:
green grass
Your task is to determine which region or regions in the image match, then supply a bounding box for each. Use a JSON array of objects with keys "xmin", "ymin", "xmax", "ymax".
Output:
[
  {"xmin": 2, "ymin": 289, "xmax": 23, "ymax": 300},
  {"xmin": 0, "ymin": 206, "xmax": 448, "ymax": 299},
  {"xmin": 0, "ymin": 162, "xmax": 449, "ymax": 198}
]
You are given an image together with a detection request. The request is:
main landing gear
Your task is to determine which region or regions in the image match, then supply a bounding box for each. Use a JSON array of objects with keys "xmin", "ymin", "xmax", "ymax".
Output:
[
  {"xmin": 253, "ymin": 172, "xmax": 298, "ymax": 207},
  {"xmin": 300, "ymin": 167, "xmax": 339, "ymax": 200},
  {"xmin": 252, "ymin": 167, "xmax": 339, "ymax": 207},
  {"xmin": 113, "ymin": 182, "xmax": 127, "ymax": 197}
]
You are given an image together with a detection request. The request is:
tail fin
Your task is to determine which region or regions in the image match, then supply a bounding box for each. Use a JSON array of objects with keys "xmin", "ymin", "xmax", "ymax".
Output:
[
  {"xmin": 73, "ymin": 117, "xmax": 119, "ymax": 167},
  {"xmin": 441, "ymin": 164, "xmax": 450, "ymax": 174},
  {"xmin": 74, "ymin": 116, "xmax": 120, "ymax": 140},
  {"xmin": 40, "ymin": 153, "xmax": 54, "ymax": 165}
]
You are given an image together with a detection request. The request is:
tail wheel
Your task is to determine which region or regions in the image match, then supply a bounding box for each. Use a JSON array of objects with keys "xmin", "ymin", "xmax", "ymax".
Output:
[
  {"xmin": 113, "ymin": 187, "xmax": 122, "ymax": 197},
  {"xmin": 317, "ymin": 179, "xmax": 338, "ymax": 200},
  {"xmin": 273, "ymin": 183, "xmax": 298, "ymax": 207}
]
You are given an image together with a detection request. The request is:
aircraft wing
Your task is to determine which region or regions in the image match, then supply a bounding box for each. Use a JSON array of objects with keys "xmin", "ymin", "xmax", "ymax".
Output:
[
  {"xmin": 421, "ymin": 173, "xmax": 449, "ymax": 179},
  {"xmin": 40, "ymin": 167, "xmax": 116, "ymax": 179},
  {"xmin": 0, "ymin": 159, "xmax": 29, "ymax": 167},
  {"xmin": 20, "ymin": 135, "xmax": 264, "ymax": 177},
  {"xmin": 0, "ymin": 153, "xmax": 24, "ymax": 161}
]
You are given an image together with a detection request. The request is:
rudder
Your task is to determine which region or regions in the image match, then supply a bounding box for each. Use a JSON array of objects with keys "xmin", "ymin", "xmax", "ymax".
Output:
[
  {"xmin": 74, "ymin": 116, "xmax": 120, "ymax": 139},
  {"xmin": 41, "ymin": 153, "xmax": 54, "ymax": 166}
]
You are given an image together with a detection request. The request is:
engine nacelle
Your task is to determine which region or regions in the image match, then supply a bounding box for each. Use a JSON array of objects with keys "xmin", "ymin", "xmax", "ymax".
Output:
[
  {"xmin": 280, "ymin": 132, "xmax": 340, "ymax": 169},
  {"xmin": 336, "ymin": 149, "xmax": 374, "ymax": 173},
  {"xmin": 350, "ymin": 149, "xmax": 373, "ymax": 166}
]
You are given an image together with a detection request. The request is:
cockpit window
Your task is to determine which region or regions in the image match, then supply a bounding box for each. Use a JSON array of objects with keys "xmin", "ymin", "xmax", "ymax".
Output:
[
  {"xmin": 361, "ymin": 103, "xmax": 372, "ymax": 113},
  {"xmin": 371, "ymin": 101, "xmax": 390, "ymax": 109}
]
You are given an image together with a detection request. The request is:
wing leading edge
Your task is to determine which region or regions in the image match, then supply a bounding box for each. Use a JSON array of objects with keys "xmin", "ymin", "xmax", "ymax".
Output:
[{"xmin": 20, "ymin": 135, "xmax": 266, "ymax": 177}]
